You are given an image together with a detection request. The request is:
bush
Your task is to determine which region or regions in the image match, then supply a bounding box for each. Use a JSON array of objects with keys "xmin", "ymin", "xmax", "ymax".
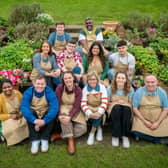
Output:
[
  {"xmin": 15, "ymin": 22, "xmax": 48, "ymax": 49},
  {"xmin": 36, "ymin": 13, "xmax": 54, "ymax": 26},
  {"xmin": 9, "ymin": 3, "xmax": 43, "ymax": 26},
  {"xmin": 0, "ymin": 39, "xmax": 33, "ymax": 71},
  {"xmin": 158, "ymin": 13, "xmax": 168, "ymax": 33},
  {"xmin": 122, "ymin": 11, "xmax": 154, "ymax": 31},
  {"xmin": 129, "ymin": 46, "xmax": 159, "ymax": 76},
  {"xmin": 158, "ymin": 65, "xmax": 168, "ymax": 84}
]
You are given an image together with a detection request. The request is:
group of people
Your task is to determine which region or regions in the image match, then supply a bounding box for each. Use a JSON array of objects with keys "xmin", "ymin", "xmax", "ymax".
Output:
[{"xmin": 0, "ymin": 18, "xmax": 168, "ymax": 156}]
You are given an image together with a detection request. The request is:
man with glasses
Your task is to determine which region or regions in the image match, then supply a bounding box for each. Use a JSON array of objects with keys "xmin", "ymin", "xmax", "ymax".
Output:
[{"xmin": 57, "ymin": 39, "xmax": 84, "ymax": 82}]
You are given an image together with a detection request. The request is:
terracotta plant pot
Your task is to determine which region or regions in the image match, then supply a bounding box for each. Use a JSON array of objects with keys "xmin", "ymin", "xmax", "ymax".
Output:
[{"xmin": 103, "ymin": 21, "xmax": 119, "ymax": 31}]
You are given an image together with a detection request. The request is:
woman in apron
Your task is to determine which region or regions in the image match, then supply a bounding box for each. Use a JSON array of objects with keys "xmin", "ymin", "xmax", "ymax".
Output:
[
  {"xmin": 56, "ymin": 71, "xmax": 86, "ymax": 154},
  {"xmin": 82, "ymin": 41, "xmax": 109, "ymax": 86},
  {"xmin": 132, "ymin": 74, "xmax": 168, "ymax": 144},
  {"xmin": 0, "ymin": 79, "xmax": 28, "ymax": 146},
  {"xmin": 30, "ymin": 41, "xmax": 61, "ymax": 90},
  {"xmin": 81, "ymin": 71, "xmax": 108, "ymax": 145},
  {"xmin": 107, "ymin": 71, "xmax": 134, "ymax": 148}
]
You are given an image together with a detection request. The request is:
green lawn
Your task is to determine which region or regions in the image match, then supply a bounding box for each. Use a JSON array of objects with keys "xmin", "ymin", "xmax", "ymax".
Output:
[
  {"xmin": 0, "ymin": 140, "xmax": 168, "ymax": 168},
  {"xmin": 0, "ymin": 0, "xmax": 168, "ymax": 24}
]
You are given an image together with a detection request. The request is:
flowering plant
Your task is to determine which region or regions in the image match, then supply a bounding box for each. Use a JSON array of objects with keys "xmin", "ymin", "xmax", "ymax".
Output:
[
  {"xmin": 0, "ymin": 69, "xmax": 30, "ymax": 86},
  {"xmin": 146, "ymin": 27, "xmax": 157, "ymax": 42},
  {"xmin": 36, "ymin": 13, "xmax": 54, "ymax": 26},
  {"xmin": 103, "ymin": 29, "xmax": 120, "ymax": 51}
]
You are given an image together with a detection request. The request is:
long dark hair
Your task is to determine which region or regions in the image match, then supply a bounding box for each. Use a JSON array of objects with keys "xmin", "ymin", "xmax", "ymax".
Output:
[
  {"xmin": 62, "ymin": 71, "xmax": 76, "ymax": 86},
  {"xmin": 111, "ymin": 71, "xmax": 131, "ymax": 95},
  {"xmin": 88, "ymin": 41, "xmax": 106, "ymax": 67},
  {"xmin": 40, "ymin": 41, "xmax": 52, "ymax": 56}
]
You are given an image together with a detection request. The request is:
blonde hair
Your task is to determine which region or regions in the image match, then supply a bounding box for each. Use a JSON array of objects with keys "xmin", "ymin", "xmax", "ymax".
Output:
[{"xmin": 87, "ymin": 71, "xmax": 99, "ymax": 83}]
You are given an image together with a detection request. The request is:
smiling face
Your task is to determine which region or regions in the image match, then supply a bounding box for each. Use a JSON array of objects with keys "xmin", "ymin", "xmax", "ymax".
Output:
[
  {"xmin": 33, "ymin": 78, "xmax": 46, "ymax": 93},
  {"xmin": 56, "ymin": 24, "xmax": 65, "ymax": 35},
  {"xmin": 145, "ymin": 75, "xmax": 158, "ymax": 93},
  {"xmin": 63, "ymin": 73, "xmax": 74, "ymax": 88},
  {"xmin": 41, "ymin": 42, "xmax": 50, "ymax": 55},
  {"xmin": 116, "ymin": 73, "xmax": 127, "ymax": 88},
  {"xmin": 87, "ymin": 75, "xmax": 98, "ymax": 88},
  {"xmin": 66, "ymin": 42, "xmax": 76, "ymax": 54},
  {"xmin": 85, "ymin": 19, "xmax": 93, "ymax": 31},
  {"xmin": 91, "ymin": 45, "xmax": 100, "ymax": 56},
  {"xmin": 117, "ymin": 45, "xmax": 128, "ymax": 56},
  {"xmin": 2, "ymin": 82, "xmax": 13, "ymax": 96}
]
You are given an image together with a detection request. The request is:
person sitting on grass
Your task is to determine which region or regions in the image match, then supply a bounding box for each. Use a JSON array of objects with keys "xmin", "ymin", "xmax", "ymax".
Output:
[
  {"xmin": 81, "ymin": 71, "xmax": 108, "ymax": 145},
  {"xmin": 0, "ymin": 79, "xmax": 29, "ymax": 146},
  {"xmin": 21, "ymin": 76, "xmax": 59, "ymax": 154},
  {"xmin": 55, "ymin": 71, "xmax": 87, "ymax": 154},
  {"xmin": 107, "ymin": 71, "xmax": 134, "ymax": 148},
  {"xmin": 132, "ymin": 74, "xmax": 168, "ymax": 144}
]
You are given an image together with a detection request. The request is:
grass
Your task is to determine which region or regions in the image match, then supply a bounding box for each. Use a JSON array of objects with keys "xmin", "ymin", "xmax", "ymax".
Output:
[
  {"xmin": 1, "ymin": 136, "xmax": 168, "ymax": 168},
  {"xmin": 0, "ymin": 0, "xmax": 168, "ymax": 24}
]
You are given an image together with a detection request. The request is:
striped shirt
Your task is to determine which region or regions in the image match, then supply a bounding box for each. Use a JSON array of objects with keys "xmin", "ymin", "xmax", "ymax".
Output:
[{"xmin": 81, "ymin": 83, "xmax": 108, "ymax": 116}]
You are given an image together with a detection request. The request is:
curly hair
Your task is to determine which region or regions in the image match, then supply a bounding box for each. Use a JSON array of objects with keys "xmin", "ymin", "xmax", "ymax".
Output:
[
  {"xmin": 111, "ymin": 71, "xmax": 131, "ymax": 95},
  {"xmin": 87, "ymin": 41, "xmax": 106, "ymax": 67}
]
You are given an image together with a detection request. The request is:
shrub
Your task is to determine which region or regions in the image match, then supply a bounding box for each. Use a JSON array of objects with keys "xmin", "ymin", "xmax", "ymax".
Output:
[
  {"xmin": 158, "ymin": 13, "xmax": 168, "ymax": 33},
  {"xmin": 15, "ymin": 22, "xmax": 48, "ymax": 49},
  {"xmin": 129, "ymin": 46, "xmax": 159, "ymax": 76},
  {"xmin": 36, "ymin": 13, "xmax": 54, "ymax": 26},
  {"xmin": 122, "ymin": 11, "xmax": 154, "ymax": 32},
  {"xmin": 0, "ymin": 39, "xmax": 33, "ymax": 71},
  {"xmin": 9, "ymin": 3, "xmax": 43, "ymax": 26},
  {"xmin": 158, "ymin": 65, "xmax": 168, "ymax": 84}
]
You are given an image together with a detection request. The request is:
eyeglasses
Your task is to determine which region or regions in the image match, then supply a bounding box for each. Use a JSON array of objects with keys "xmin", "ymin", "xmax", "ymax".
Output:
[{"xmin": 88, "ymin": 78, "xmax": 97, "ymax": 81}]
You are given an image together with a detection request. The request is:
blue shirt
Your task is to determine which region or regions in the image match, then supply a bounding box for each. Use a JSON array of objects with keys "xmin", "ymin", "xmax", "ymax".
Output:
[
  {"xmin": 32, "ymin": 53, "xmax": 59, "ymax": 75},
  {"xmin": 132, "ymin": 86, "xmax": 168, "ymax": 108},
  {"xmin": 48, "ymin": 32, "xmax": 71, "ymax": 46},
  {"xmin": 107, "ymin": 86, "xmax": 134, "ymax": 101},
  {"xmin": 21, "ymin": 86, "xmax": 58, "ymax": 124}
]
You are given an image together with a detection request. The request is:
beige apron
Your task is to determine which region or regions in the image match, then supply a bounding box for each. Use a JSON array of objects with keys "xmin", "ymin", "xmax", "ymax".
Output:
[
  {"xmin": 114, "ymin": 56, "xmax": 128, "ymax": 72},
  {"xmin": 30, "ymin": 56, "xmax": 52, "ymax": 81},
  {"xmin": 84, "ymin": 27, "xmax": 97, "ymax": 49},
  {"xmin": 54, "ymin": 34, "xmax": 66, "ymax": 53},
  {"xmin": 107, "ymin": 94, "xmax": 131, "ymax": 116},
  {"xmin": 64, "ymin": 57, "xmax": 76, "ymax": 71},
  {"xmin": 85, "ymin": 59, "xmax": 109, "ymax": 86},
  {"xmin": 30, "ymin": 93, "xmax": 49, "ymax": 119},
  {"xmin": 2, "ymin": 94, "xmax": 29, "ymax": 146},
  {"xmin": 87, "ymin": 93, "xmax": 106, "ymax": 124},
  {"xmin": 60, "ymin": 89, "xmax": 86, "ymax": 124},
  {"xmin": 132, "ymin": 92, "xmax": 168, "ymax": 137}
]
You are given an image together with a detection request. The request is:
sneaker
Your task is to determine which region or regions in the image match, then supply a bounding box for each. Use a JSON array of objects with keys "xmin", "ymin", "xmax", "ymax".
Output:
[
  {"xmin": 111, "ymin": 137, "xmax": 119, "ymax": 147},
  {"xmin": 87, "ymin": 133, "xmax": 95, "ymax": 145},
  {"xmin": 41, "ymin": 140, "xmax": 49, "ymax": 152},
  {"xmin": 96, "ymin": 127, "xmax": 103, "ymax": 141},
  {"xmin": 122, "ymin": 136, "xmax": 130, "ymax": 148},
  {"xmin": 31, "ymin": 140, "xmax": 40, "ymax": 154}
]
